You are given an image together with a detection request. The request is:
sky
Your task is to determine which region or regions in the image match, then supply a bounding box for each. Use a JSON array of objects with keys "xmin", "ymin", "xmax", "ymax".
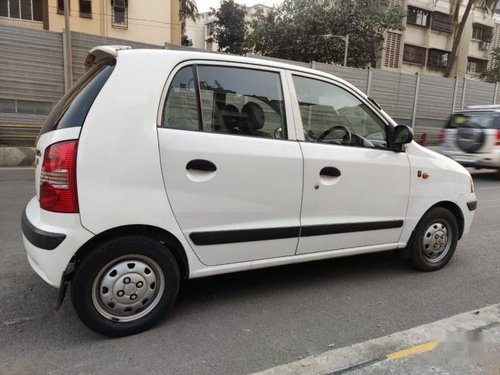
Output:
[{"xmin": 198, "ymin": 0, "xmax": 283, "ymax": 13}]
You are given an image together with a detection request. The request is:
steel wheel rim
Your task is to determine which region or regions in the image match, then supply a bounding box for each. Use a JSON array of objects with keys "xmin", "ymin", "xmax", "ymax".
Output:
[
  {"xmin": 92, "ymin": 255, "xmax": 165, "ymax": 323},
  {"xmin": 422, "ymin": 219, "xmax": 452, "ymax": 263}
]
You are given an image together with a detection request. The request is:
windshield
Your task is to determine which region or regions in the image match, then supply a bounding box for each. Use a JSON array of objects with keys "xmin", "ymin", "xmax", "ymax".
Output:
[
  {"xmin": 447, "ymin": 112, "xmax": 500, "ymax": 129},
  {"xmin": 40, "ymin": 59, "xmax": 115, "ymax": 135}
]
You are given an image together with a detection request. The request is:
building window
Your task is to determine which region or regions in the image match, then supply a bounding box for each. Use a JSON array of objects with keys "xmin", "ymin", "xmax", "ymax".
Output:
[
  {"xmin": 431, "ymin": 12, "xmax": 453, "ymax": 33},
  {"xmin": 427, "ymin": 49, "xmax": 450, "ymax": 69},
  {"xmin": 467, "ymin": 57, "xmax": 488, "ymax": 74},
  {"xmin": 0, "ymin": 0, "xmax": 43, "ymax": 21},
  {"xmin": 79, "ymin": 0, "xmax": 91, "ymax": 18},
  {"xmin": 403, "ymin": 44, "xmax": 426, "ymax": 65},
  {"xmin": 112, "ymin": 0, "xmax": 127, "ymax": 28},
  {"xmin": 407, "ymin": 6, "xmax": 430, "ymax": 27},
  {"xmin": 472, "ymin": 23, "xmax": 493, "ymax": 42},
  {"xmin": 384, "ymin": 31, "xmax": 401, "ymax": 68}
]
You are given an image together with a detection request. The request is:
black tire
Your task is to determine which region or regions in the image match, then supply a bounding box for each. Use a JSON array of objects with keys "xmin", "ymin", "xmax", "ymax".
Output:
[
  {"xmin": 407, "ymin": 207, "xmax": 459, "ymax": 272},
  {"xmin": 71, "ymin": 236, "xmax": 180, "ymax": 337}
]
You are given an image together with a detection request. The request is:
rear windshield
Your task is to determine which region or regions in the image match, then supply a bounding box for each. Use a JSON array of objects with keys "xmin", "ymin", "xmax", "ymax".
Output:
[
  {"xmin": 40, "ymin": 59, "xmax": 115, "ymax": 135},
  {"xmin": 447, "ymin": 112, "xmax": 500, "ymax": 129}
]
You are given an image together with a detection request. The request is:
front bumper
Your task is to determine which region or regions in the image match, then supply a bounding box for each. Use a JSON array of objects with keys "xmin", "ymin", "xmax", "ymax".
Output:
[
  {"xmin": 22, "ymin": 197, "xmax": 94, "ymax": 288},
  {"xmin": 456, "ymin": 192, "xmax": 477, "ymax": 238}
]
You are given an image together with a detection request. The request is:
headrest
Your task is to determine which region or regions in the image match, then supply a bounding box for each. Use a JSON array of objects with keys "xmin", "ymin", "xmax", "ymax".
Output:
[
  {"xmin": 223, "ymin": 104, "xmax": 240, "ymax": 129},
  {"xmin": 240, "ymin": 102, "xmax": 265, "ymax": 132}
]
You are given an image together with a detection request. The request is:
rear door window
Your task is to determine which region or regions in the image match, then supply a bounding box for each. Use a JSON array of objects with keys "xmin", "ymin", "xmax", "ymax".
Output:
[
  {"xmin": 161, "ymin": 64, "xmax": 287, "ymax": 140},
  {"xmin": 40, "ymin": 59, "xmax": 115, "ymax": 135},
  {"xmin": 447, "ymin": 113, "xmax": 500, "ymax": 129}
]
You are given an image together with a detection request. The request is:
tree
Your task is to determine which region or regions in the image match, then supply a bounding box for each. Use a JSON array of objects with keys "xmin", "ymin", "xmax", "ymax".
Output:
[
  {"xmin": 479, "ymin": 47, "xmax": 500, "ymax": 82},
  {"xmin": 247, "ymin": 0, "xmax": 405, "ymax": 67},
  {"xmin": 210, "ymin": 0, "xmax": 247, "ymax": 55},
  {"xmin": 444, "ymin": 0, "xmax": 498, "ymax": 77},
  {"xmin": 180, "ymin": 0, "xmax": 198, "ymax": 46}
]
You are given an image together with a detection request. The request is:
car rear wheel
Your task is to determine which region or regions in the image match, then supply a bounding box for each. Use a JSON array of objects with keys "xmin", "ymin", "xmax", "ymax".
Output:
[
  {"xmin": 407, "ymin": 207, "xmax": 459, "ymax": 272},
  {"xmin": 71, "ymin": 236, "xmax": 180, "ymax": 337}
]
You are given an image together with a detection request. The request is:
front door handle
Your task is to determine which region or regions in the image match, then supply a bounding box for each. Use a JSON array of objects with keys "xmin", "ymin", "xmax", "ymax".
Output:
[
  {"xmin": 320, "ymin": 166, "xmax": 341, "ymax": 177},
  {"xmin": 186, "ymin": 159, "xmax": 217, "ymax": 172}
]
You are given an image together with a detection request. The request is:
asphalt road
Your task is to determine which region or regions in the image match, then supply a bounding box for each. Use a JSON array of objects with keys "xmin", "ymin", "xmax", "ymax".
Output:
[{"xmin": 1, "ymin": 168, "xmax": 499, "ymax": 375}]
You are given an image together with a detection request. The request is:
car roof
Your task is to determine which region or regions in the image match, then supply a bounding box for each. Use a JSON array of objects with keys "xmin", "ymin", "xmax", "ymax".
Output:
[
  {"xmin": 114, "ymin": 48, "xmax": 361, "ymax": 94},
  {"xmin": 453, "ymin": 105, "xmax": 500, "ymax": 115}
]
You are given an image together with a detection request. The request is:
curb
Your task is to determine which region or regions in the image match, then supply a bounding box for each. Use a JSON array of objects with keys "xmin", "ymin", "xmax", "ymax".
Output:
[
  {"xmin": 253, "ymin": 304, "xmax": 500, "ymax": 375},
  {"xmin": 0, "ymin": 147, "xmax": 35, "ymax": 167}
]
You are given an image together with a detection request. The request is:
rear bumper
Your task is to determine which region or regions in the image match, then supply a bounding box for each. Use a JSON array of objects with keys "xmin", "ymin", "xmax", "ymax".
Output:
[
  {"xmin": 22, "ymin": 197, "xmax": 94, "ymax": 288},
  {"xmin": 439, "ymin": 148, "xmax": 500, "ymax": 169},
  {"xmin": 22, "ymin": 208, "xmax": 66, "ymax": 250}
]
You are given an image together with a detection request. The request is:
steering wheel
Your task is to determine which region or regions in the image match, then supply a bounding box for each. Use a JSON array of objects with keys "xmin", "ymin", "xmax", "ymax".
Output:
[{"xmin": 318, "ymin": 125, "xmax": 352, "ymax": 144}]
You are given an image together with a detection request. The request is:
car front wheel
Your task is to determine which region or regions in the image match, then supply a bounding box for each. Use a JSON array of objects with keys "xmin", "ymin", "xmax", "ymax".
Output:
[
  {"xmin": 71, "ymin": 236, "xmax": 180, "ymax": 337},
  {"xmin": 407, "ymin": 207, "xmax": 459, "ymax": 272}
]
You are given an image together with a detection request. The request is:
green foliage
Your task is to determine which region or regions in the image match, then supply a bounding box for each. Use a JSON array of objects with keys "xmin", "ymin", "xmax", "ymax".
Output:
[
  {"xmin": 211, "ymin": 0, "xmax": 247, "ymax": 55},
  {"xmin": 181, "ymin": 35, "xmax": 193, "ymax": 47},
  {"xmin": 246, "ymin": 0, "xmax": 405, "ymax": 67},
  {"xmin": 180, "ymin": 0, "xmax": 198, "ymax": 46},
  {"xmin": 479, "ymin": 47, "xmax": 500, "ymax": 82},
  {"xmin": 180, "ymin": 0, "xmax": 198, "ymax": 23}
]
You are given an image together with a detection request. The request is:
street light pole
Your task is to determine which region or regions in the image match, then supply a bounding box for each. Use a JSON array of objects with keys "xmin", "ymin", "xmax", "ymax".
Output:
[
  {"xmin": 343, "ymin": 34, "xmax": 349, "ymax": 67},
  {"xmin": 322, "ymin": 34, "xmax": 349, "ymax": 67},
  {"xmin": 63, "ymin": 0, "xmax": 73, "ymax": 92}
]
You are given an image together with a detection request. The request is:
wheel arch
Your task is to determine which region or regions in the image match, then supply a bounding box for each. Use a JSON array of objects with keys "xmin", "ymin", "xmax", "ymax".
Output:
[{"xmin": 73, "ymin": 225, "xmax": 189, "ymax": 279}]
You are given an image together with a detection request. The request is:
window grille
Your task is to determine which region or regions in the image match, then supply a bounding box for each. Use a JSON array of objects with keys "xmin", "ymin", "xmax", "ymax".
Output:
[
  {"xmin": 431, "ymin": 12, "xmax": 453, "ymax": 33},
  {"xmin": 384, "ymin": 31, "xmax": 401, "ymax": 68}
]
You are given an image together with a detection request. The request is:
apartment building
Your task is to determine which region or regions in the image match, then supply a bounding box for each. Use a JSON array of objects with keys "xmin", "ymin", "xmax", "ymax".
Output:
[
  {"xmin": 185, "ymin": 3, "xmax": 272, "ymax": 51},
  {"xmin": 382, "ymin": 0, "xmax": 494, "ymax": 78},
  {"xmin": 0, "ymin": 0, "xmax": 181, "ymax": 46}
]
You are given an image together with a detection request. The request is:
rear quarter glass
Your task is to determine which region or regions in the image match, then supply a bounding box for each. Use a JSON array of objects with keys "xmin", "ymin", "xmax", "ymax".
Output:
[{"xmin": 39, "ymin": 59, "xmax": 116, "ymax": 136}]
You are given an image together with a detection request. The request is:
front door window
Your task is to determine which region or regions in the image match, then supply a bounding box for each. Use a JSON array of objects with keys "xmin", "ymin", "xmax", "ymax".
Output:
[{"xmin": 292, "ymin": 75, "xmax": 388, "ymax": 149}]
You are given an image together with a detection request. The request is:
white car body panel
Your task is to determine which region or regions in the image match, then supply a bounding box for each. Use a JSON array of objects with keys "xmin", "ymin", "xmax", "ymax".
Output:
[
  {"xmin": 297, "ymin": 142, "xmax": 410, "ymax": 254},
  {"xmin": 400, "ymin": 142, "xmax": 474, "ymax": 243},
  {"xmin": 158, "ymin": 129, "xmax": 303, "ymax": 265}
]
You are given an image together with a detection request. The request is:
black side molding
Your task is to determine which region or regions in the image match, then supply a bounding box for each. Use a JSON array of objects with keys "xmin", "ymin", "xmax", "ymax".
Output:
[
  {"xmin": 22, "ymin": 206, "xmax": 66, "ymax": 250},
  {"xmin": 301, "ymin": 220, "xmax": 403, "ymax": 237},
  {"xmin": 467, "ymin": 200, "xmax": 477, "ymax": 211},
  {"xmin": 190, "ymin": 227, "xmax": 299, "ymax": 246},
  {"xmin": 189, "ymin": 220, "xmax": 404, "ymax": 246}
]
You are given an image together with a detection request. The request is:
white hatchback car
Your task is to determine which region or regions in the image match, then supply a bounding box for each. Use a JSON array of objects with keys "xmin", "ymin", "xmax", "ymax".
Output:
[{"xmin": 22, "ymin": 46, "xmax": 477, "ymax": 337}]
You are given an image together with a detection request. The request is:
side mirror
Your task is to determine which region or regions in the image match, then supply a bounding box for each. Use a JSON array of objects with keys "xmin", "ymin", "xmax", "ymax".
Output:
[{"xmin": 391, "ymin": 125, "xmax": 413, "ymax": 151}]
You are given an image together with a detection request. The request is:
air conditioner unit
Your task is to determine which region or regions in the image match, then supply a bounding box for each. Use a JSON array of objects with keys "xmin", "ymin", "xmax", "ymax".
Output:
[{"xmin": 480, "ymin": 41, "xmax": 491, "ymax": 51}]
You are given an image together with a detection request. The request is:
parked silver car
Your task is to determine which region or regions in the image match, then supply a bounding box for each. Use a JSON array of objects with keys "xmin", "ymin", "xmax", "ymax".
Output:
[{"xmin": 439, "ymin": 105, "xmax": 500, "ymax": 177}]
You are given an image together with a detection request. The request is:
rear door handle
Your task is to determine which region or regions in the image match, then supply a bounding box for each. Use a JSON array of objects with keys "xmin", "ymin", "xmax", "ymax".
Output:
[
  {"xmin": 320, "ymin": 166, "xmax": 341, "ymax": 177},
  {"xmin": 186, "ymin": 159, "xmax": 217, "ymax": 172}
]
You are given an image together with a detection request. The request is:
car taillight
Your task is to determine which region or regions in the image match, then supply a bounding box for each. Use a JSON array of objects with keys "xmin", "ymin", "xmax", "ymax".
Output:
[
  {"xmin": 439, "ymin": 128, "xmax": 446, "ymax": 144},
  {"xmin": 496, "ymin": 129, "xmax": 500, "ymax": 145},
  {"xmin": 40, "ymin": 140, "xmax": 79, "ymax": 213}
]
